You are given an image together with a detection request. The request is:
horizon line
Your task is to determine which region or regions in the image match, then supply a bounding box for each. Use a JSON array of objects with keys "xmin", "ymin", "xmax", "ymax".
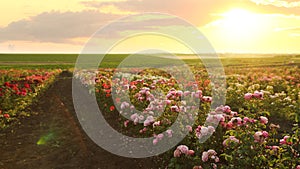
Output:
[{"xmin": 1, "ymin": 52, "xmax": 300, "ymax": 55}]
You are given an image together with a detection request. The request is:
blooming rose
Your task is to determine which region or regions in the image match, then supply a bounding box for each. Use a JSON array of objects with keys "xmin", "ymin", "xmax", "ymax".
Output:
[{"xmin": 260, "ymin": 116, "xmax": 268, "ymax": 124}]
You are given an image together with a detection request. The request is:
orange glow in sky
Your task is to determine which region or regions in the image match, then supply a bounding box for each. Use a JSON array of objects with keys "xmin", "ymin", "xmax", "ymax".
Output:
[{"xmin": 1, "ymin": 0, "xmax": 300, "ymax": 53}]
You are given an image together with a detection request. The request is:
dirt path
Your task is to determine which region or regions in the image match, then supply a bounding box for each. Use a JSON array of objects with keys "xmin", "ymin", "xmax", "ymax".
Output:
[{"xmin": 0, "ymin": 71, "xmax": 161, "ymax": 169}]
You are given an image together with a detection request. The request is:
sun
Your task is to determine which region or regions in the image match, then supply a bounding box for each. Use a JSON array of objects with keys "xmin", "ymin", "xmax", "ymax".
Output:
[{"xmin": 218, "ymin": 8, "xmax": 263, "ymax": 41}]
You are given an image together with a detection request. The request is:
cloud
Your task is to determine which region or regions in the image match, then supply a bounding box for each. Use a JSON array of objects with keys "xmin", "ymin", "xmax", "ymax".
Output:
[
  {"xmin": 2, "ymin": 0, "xmax": 300, "ymax": 44},
  {"xmin": 251, "ymin": 0, "xmax": 300, "ymax": 8},
  {"xmin": 0, "ymin": 10, "xmax": 121, "ymax": 43},
  {"xmin": 274, "ymin": 26, "xmax": 300, "ymax": 32},
  {"xmin": 0, "ymin": 8, "xmax": 217, "ymax": 44},
  {"xmin": 82, "ymin": 0, "xmax": 300, "ymax": 19},
  {"xmin": 81, "ymin": 0, "xmax": 248, "ymax": 26},
  {"xmin": 289, "ymin": 33, "xmax": 300, "ymax": 37}
]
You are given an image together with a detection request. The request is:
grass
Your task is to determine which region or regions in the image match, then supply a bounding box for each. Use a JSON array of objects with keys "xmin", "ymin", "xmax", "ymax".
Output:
[{"xmin": 0, "ymin": 53, "xmax": 299, "ymax": 69}]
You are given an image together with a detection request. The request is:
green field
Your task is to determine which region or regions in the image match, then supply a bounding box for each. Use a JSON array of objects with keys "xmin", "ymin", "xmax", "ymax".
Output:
[{"xmin": 0, "ymin": 53, "xmax": 299, "ymax": 69}]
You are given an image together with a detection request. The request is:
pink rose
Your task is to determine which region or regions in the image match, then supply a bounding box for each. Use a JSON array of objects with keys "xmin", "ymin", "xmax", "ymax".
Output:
[
  {"xmin": 200, "ymin": 127, "xmax": 209, "ymax": 136},
  {"xmin": 280, "ymin": 139, "xmax": 286, "ymax": 145},
  {"xmin": 243, "ymin": 117, "xmax": 250, "ymax": 124},
  {"xmin": 173, "ymin": 149, "xmax": 181, "ymax": 157},
  {"xmin": 186, "ymin": 125, "xmax": 193, "ymax": 132},
  {"xmin": 177, "ymin": 90, "xmax": 183, "ymax": 97},
  {"xmin": 166, "ymin": 129, "xmax": 173, "ymax": 138},
  {"xmin": 208, "ymin": 126, "xmax": 215, "ymax": 133},
  {"xmin": 156, "ymin": 133, "xmax": 164, "ymax": 140},
  {"xmin": 124, "ymin": 120, "xmax": 129, "ymax": 127},
  {"xmin": 260, "ymin": 116, "xmax": 268, "ymax": 124},
  {"xmin": 226, "ymin": 121, "xmax": 233, "ymax": 129},
  {"xmin": 177, "ymin": 145, "xmax": 189, "ymax": 154},
  {"xmin": 262, "ymin": 131, "xmax": 269, "ymax": 138},
  {"xmin": 223, "ymin": 105, "xmax": 231, "ymax": 113},
  {"xmin": 171, "ymin": 106, "xmax": 179, "ymax": 112},
  {"xmin": 223, "ymin": 136, "xmax": 240, "ymax": 147},
  {"xmin": 215, "ymin": 157, "xmax": 220, "ymax": 163},
  {"xmin": 254, "ymin": 131, "xmax": 263, "ymax": 142},
  {"xmin": 207, "ymin": 149, "xmax": 217, "ymax": 156},
  {"xmin": 202, "ymin": 96, "xmax": 212, "ymax": 102},
  {"xmin": 244, "ymin": 93, "xmax": 252, "ymax": 100},
  {"xmin": 253, "ymin": 91, "xmax": 263, "ymax": 99},
  {"xmin": 184, "ymin": 91, "xmax": 191, "ymax": 96},
  {"xmin": 193, "ymin": 166, "xmax": 203, "ymax": 169},
  {"xmin": 280, "ymin": 135, "xmax": 292, "ymax": 145},
  {"xmin": 236, "ymin": 117, "xmax": 242, "ymax": 125},
  {"xmin": 230, "ymin": 111, "xmax": 238, "ymax": 117},
  {"xmin": 202, "ymin": 152, "xmax": 209, "ymax": 162},
  {"xmin": 165, "ymin": 100, "xmax": 172, "ymax": 105},
  {"xmin": 187, "ymin": 150, "xmax": 195, "ymax": 156},
  {"xmin": 152, "ymin": 121, "xmax": 161, "ymax": 127}
]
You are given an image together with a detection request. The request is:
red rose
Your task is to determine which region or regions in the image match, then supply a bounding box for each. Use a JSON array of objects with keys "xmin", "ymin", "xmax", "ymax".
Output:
[{"xmin": 110, "ymin": 106, "xmax": 115, "ymax": 111}]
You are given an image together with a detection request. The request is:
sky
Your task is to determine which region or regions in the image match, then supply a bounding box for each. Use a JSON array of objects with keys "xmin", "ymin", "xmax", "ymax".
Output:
[{"xmin": 1, "ymin": 0, "xmax": 300, "ymax": 53}]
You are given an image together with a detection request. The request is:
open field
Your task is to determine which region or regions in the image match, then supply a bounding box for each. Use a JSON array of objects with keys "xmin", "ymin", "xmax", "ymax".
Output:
[
  {"xmin": 0, "ymin": 54, "xmax": 299, "ymax": 168},
  {"xmin": 0, "ymin": 53, "xmax": 299, "ymax": 69}
]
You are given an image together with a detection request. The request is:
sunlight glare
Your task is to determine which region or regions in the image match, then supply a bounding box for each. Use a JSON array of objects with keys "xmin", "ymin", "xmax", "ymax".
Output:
[{"xmin": 220, "ymin": 8, "xmax": 262, "ymax": 40}]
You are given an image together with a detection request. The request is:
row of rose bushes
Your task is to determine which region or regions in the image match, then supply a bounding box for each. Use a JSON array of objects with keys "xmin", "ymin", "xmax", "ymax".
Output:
[
  {"xmin": 74, "ymin": 66, "xmax": 299, "ymax": 168},
  {"xmin": 0, "ymin": 69, "xmax": 62, "ymax": 128}
]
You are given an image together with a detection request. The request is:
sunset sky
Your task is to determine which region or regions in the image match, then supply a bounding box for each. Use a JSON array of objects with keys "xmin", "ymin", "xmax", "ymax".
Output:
[{"xmin": 1, "ymin": 0, "xmax": 300, "ymax": 53}]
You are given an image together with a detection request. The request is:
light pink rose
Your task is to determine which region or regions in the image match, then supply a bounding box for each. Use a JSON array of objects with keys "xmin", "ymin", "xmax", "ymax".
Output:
[
  {"xmin": 236, "ymin": 117, "xmax": 242, "ymax": 125},
  {"xmin": 207, "ymin": 149, "xmax": 217, "ymax": 156},
  {"xmin": 177, "ymin": 145, "xmax": 189, "ymax": 154},
  {"xmin": 152, "ymin": 121, "xmax": 161, "ymax": 127},
  {"xmin": 187, "ymin": 150, "xmax": 195, "ymax": 156},
  {"xmin": 186, "ymin": 125, "xmax": 193, "ymax": 132},
  {"xmin": 202, "ymin": 96, "xmax": 212, "ymax": 102},
  {"xmin": 184, "ymin": 91, "xmax": 191, "ymax": 96},
  {"xmin": 243, "ymin": 117, "xmax": 250, "ymax": 124},
  {"xmin": 156, "ymin": 133, "xmax": 164, "ymax": 140},
  {"xmin": 260, "ymin": 116, "xmax": 268, "ymax": 124},
  {"xmin": 201, "ymin": 127, "xmax": 209, "ymax": 136},
  {"xmin": 165, "ymin": 100, "xmax": 172, "ymax": 105},
  {"xmin": 223, "ymin": 136, "xmax": 239, "ymax": 147},
  {"xmin": 253, "ymin": 91, "xmax": 263, "ymax": 99},
  {"xmin": 280, "ymin": 135, "xmax": 291, "ymax": 145},
  {"xmin": 208, "ymin": 126, "xmax": 215, "ymax": 133},
  {"xmin": 171, "ymin": 106, "xmax": 179, "ymax": 112},
  {"xmin": 166, "ymin": 129, "xmax": 173, "ymax": 138},
  {"xmin": 177, "ymin": 90, "xmax": 183, "ymax": 97},
  {"xmin": 223, "ymin": 105, "xmax": 231, "ymax": 113},
  {"xmin": 215, "ymin": 157, "xmax": 220, "ymax": 163},
  {"xmin": 173, "ymin": 149, "xmax": 181, "ymax": 157},
  {"xmin": 262, "ymin": 131, "xmax": 269, "ymax": 138},
  {"xmin": 193, "ymin": 166, "xmax": 203, "ymax": 169},
  {"xmin": 202, "ymin": 152, "xmax": 209, "ymax": 162},
  {"xmin": 254, "ymin": 131, "xmax": 263, "ymax": 142},
  {"xmin": 244, "ymin": 93, "xmax": 252, "ymax": 100}
]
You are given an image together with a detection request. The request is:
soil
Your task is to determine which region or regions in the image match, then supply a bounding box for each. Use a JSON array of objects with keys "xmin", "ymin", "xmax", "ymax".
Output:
[{"xmin": 0, "ymin": 71, "xmax": 162, "ymax": 169}]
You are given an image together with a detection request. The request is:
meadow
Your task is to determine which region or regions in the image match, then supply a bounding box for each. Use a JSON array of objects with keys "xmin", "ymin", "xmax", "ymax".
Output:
[{"xmin": 0, "ymin": 53, "xmax": 299, "ymax": 168}]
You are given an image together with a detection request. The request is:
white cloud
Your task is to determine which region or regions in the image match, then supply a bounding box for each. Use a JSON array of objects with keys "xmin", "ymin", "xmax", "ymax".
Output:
[
  {"xmin": 274, "ymin": 26, "xmax": 300, "ymax": 31},
  {"xmin": 80, "ymin": 0, "xmax": 236, "ymax": 26},
  {"xmin": 251, "ymin": 0, "xmax": 300, "ymax": 8}
]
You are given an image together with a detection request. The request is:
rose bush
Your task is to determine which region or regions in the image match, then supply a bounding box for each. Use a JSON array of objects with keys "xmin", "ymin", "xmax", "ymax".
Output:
[
  {"xmin": 0, "ymin": 69, "xmax": 61, "ymax": 128},
  {"xmin": 74, "ymin": 66, "xmax": 299, "ymax": 168}
]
